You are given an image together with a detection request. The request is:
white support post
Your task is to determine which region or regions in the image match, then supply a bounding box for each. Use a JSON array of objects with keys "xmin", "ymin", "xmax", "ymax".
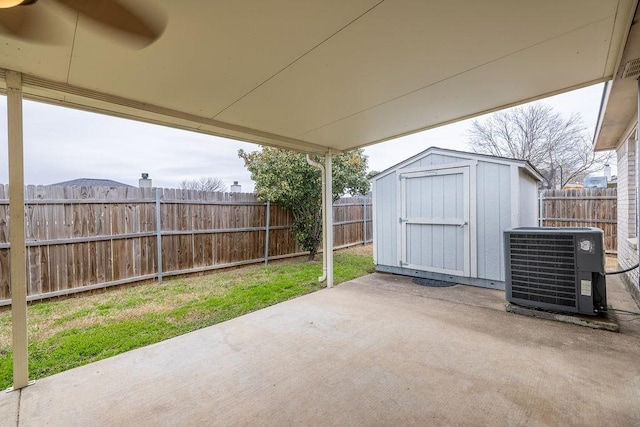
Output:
[
  {"xmin": 7, "ymin": 70, "xmax": 29, "ymax": 390},
  {"xmin": 324, "ymin": 151, "xmax": 333, "ymax": 288}
]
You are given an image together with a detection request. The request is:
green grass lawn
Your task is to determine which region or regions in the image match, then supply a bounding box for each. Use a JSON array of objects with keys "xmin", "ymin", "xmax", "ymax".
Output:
[{"xmin": 0, "ymin": 246, "xmax": 374, "ymax": 389}]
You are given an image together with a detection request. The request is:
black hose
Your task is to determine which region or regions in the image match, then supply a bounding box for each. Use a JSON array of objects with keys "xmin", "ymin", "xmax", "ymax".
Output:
[{"xmin": 605, "ymin": 263, "xmax": 639, "ymax": 275}]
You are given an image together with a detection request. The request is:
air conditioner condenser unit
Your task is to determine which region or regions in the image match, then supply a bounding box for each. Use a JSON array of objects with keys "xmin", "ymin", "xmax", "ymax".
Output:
[{"xmin": 504, "ymin": 227, "xmax": 607, "ymax": 316}]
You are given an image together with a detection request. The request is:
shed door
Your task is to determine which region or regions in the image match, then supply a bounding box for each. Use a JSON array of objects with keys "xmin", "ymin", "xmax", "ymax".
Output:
[{"xmin": 400, "ymin": 166, "xmax": 470, "ymax": 276}]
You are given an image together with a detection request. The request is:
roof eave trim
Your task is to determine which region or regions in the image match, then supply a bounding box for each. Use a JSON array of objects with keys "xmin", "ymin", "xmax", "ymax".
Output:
[{"xmin": 1, "ymin": 69, "xmax": 332, "ymax": 155}]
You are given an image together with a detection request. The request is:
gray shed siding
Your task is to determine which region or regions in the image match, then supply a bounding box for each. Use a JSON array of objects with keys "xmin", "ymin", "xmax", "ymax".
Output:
[
  {"xmin": 476, "ymin": 162, "xmax": 511, "ymax": 281},
  {"xmin": 374, "ymin": 171, "xmax": 397, "ymax": 267},
  {"xmin": 519, "ymin": 169, "xmax": 538, "ymax": 227},
  {"xmin": 404, "ymin": 153, "xmax": 467, "ymax": 169},
  {"xmin": 372, "ymin": 148, "xmax": 540, "ymax": 289}
]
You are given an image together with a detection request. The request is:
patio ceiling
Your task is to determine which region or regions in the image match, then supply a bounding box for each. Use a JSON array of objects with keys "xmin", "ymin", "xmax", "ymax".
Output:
[{"xmin": 0, "ymin": 0, "xmax": 635, "ymax": 155}]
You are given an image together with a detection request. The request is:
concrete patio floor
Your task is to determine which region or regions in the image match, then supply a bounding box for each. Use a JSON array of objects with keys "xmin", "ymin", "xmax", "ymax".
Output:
[{"xmin": 1, "ymin": 273, "xmax": 639, "ymax": 426}]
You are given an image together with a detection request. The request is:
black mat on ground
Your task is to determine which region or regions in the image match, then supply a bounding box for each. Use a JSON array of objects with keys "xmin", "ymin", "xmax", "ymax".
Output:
[{"xmin": 412, "ymin": 278, "xmax": 455, "ymax": 287}]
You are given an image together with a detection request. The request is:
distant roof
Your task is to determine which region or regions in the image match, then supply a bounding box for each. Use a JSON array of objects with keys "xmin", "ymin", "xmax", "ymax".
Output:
[{"xmin": 49, "ymin": 178, "xmax": 133, "ymax": 188}]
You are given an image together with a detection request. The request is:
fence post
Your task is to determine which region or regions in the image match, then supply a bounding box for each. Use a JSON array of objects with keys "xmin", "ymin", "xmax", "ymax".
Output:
[
  {"xmin": 156, "ymin": 188, "xmax": 163, "ymax": 283},
  {"xmin": 264, "ymin": 200, "xmax": 270, "ymax": 265},
  {"xmin": 538, "ymin": 191, "xmax": 544, "ymax": 227},
  {"xmin": 362, "ymin": 196, "xmax": 367, "ymax": 245}
]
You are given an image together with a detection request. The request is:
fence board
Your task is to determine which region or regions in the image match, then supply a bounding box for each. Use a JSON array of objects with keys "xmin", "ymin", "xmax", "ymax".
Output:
[
  {"xmin": 0, "ymin": 248, "xmax": 8, "ymax": 300},
  {"xmin": 0, "ymin": 187, "xmax": 372, "ymax": 303},
  {"xmin": 539, "ymin": 188, "xmax": 617, "ymax": 252}
]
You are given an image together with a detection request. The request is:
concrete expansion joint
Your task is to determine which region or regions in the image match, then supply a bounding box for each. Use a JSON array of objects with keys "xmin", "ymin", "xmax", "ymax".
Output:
[
  {"xmin": 5, "ymin": 379, "xmax": 36, "ymax": 427},
  {"xmin": 15, "ymin": 387, "xmax": 21, "ymax": 427}
]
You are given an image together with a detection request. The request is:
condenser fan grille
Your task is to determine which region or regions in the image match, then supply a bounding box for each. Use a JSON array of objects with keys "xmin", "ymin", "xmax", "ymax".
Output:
[{"xmin": 507, "ymin": 233, "xmax": 576, "ymax": 308}]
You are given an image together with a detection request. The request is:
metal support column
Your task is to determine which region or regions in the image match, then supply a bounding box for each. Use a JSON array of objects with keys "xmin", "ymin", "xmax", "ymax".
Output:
[
  {"xmin": 324, "ymin": 151, "xmax": 333, "ymax": 288},
  {"xmin": 7, "ymin": 70, "xmax": 29, "ymax": 390}
]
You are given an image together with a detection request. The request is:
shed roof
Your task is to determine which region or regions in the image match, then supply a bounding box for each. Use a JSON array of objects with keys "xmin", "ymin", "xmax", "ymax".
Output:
[
  {"xmin": 371, "ymin": 147, "xmax": 544, "ymax": 182},
  {"xmin": 0, "ymin": 0, "xmax": 634, "ymax": 155}
]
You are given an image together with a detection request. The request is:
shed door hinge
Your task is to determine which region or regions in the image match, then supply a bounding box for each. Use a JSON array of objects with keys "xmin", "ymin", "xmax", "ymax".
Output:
[{"xmin": 399, "ymin": 218, "xmax": 408, "ymax": 224}]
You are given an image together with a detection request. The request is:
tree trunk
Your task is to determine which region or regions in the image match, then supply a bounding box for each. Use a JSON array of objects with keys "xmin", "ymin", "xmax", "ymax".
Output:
[{"xmin": 308, "ymin": 246, "xmax": 318, "ymax": 261}]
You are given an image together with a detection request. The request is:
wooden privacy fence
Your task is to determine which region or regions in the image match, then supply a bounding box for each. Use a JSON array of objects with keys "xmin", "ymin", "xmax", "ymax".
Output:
[
  {"xmin": 538, "ymin": 188, "xmax": 617, "ymax": 253},
  {"xmin": 0, "ymin": 186, "xmax": 372, "ymax": 304},
  {"xmin": 333, "ymin": 196, "xmax": 373, "ymax": 249}
]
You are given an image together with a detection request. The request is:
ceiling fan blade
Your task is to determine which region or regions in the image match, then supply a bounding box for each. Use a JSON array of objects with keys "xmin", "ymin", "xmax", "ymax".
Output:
[
  {"xmin": 0, "ymin": 3, "xmax": 65, "ymax": 44},
  {"xmin": 55, "ymin": 0, "xmax": 165, "ymax": 48},
  {"xmin": 0, "ymin": 0, "xmax": 36, "ymax": 8}
]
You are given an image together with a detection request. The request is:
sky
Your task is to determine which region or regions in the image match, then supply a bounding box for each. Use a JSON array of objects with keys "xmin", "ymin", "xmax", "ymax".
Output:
[{"xmin": 0, "ymin": 83, "xmax": 607, "ymax": 192}]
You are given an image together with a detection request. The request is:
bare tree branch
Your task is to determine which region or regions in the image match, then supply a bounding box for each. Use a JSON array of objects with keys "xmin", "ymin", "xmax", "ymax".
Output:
[
  {"xmin": 468, "ymin": 103, "xmax": 614, "ymax": 188},
  {"xmin": 180, "ymin": 177, "xmax": 227, "ymax": 192}
]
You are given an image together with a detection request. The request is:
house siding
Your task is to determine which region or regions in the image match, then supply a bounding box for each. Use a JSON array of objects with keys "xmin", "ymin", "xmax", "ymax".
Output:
[{"xmin": 616, "ymin": 134, "xmax": 640, "ymax": 303}]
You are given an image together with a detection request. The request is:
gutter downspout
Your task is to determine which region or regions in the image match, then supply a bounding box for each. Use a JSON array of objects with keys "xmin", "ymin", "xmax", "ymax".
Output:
[{"xmin": 306, "ymin": 154, "xmax": 327, "ymax": 283}]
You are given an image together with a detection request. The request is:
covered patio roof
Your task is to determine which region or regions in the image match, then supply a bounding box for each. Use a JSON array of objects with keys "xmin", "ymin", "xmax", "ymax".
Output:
[
  {"xmin": 0, "ymin": 0, "xmax": 638, "ymax": 392},
  {"xmin": 0, "ymin": 0, "xmax": 635, "ymax": 154}
]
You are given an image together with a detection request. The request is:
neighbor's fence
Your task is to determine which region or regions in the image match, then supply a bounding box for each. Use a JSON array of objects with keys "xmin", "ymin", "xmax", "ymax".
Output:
[
  {"xmin": 538, "ymin": 188, "xmax": 617, "ymax": 253},
  {"xmin": 333, "ymin": 196, "xmax": 373, "ymax": 249},
  {"xmin": 0, "ymin": 186, "xmax": 372, "ymax": 304}
]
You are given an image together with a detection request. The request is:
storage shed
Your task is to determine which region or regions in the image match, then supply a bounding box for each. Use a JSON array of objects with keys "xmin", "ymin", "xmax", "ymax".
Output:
[{"xmin": 371, "ymin": 147, "xmax": 543, "ymax": 289}]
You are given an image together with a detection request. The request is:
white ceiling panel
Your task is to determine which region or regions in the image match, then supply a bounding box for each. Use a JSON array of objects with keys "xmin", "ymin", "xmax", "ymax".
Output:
[
  {"xmin": 0, "ymin": 0, "xmax": 635, "ymax": 154},
  {"xmin": 301, "ymin": 15, "xmax": 618, "ymax": 148},
  {"xmin": 65, "ymin": 0, "xmax": 381, "ymax": 117},
  {"xmin": 217, "ymin": 0, "xmax": 620, "ymax": 138}
]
